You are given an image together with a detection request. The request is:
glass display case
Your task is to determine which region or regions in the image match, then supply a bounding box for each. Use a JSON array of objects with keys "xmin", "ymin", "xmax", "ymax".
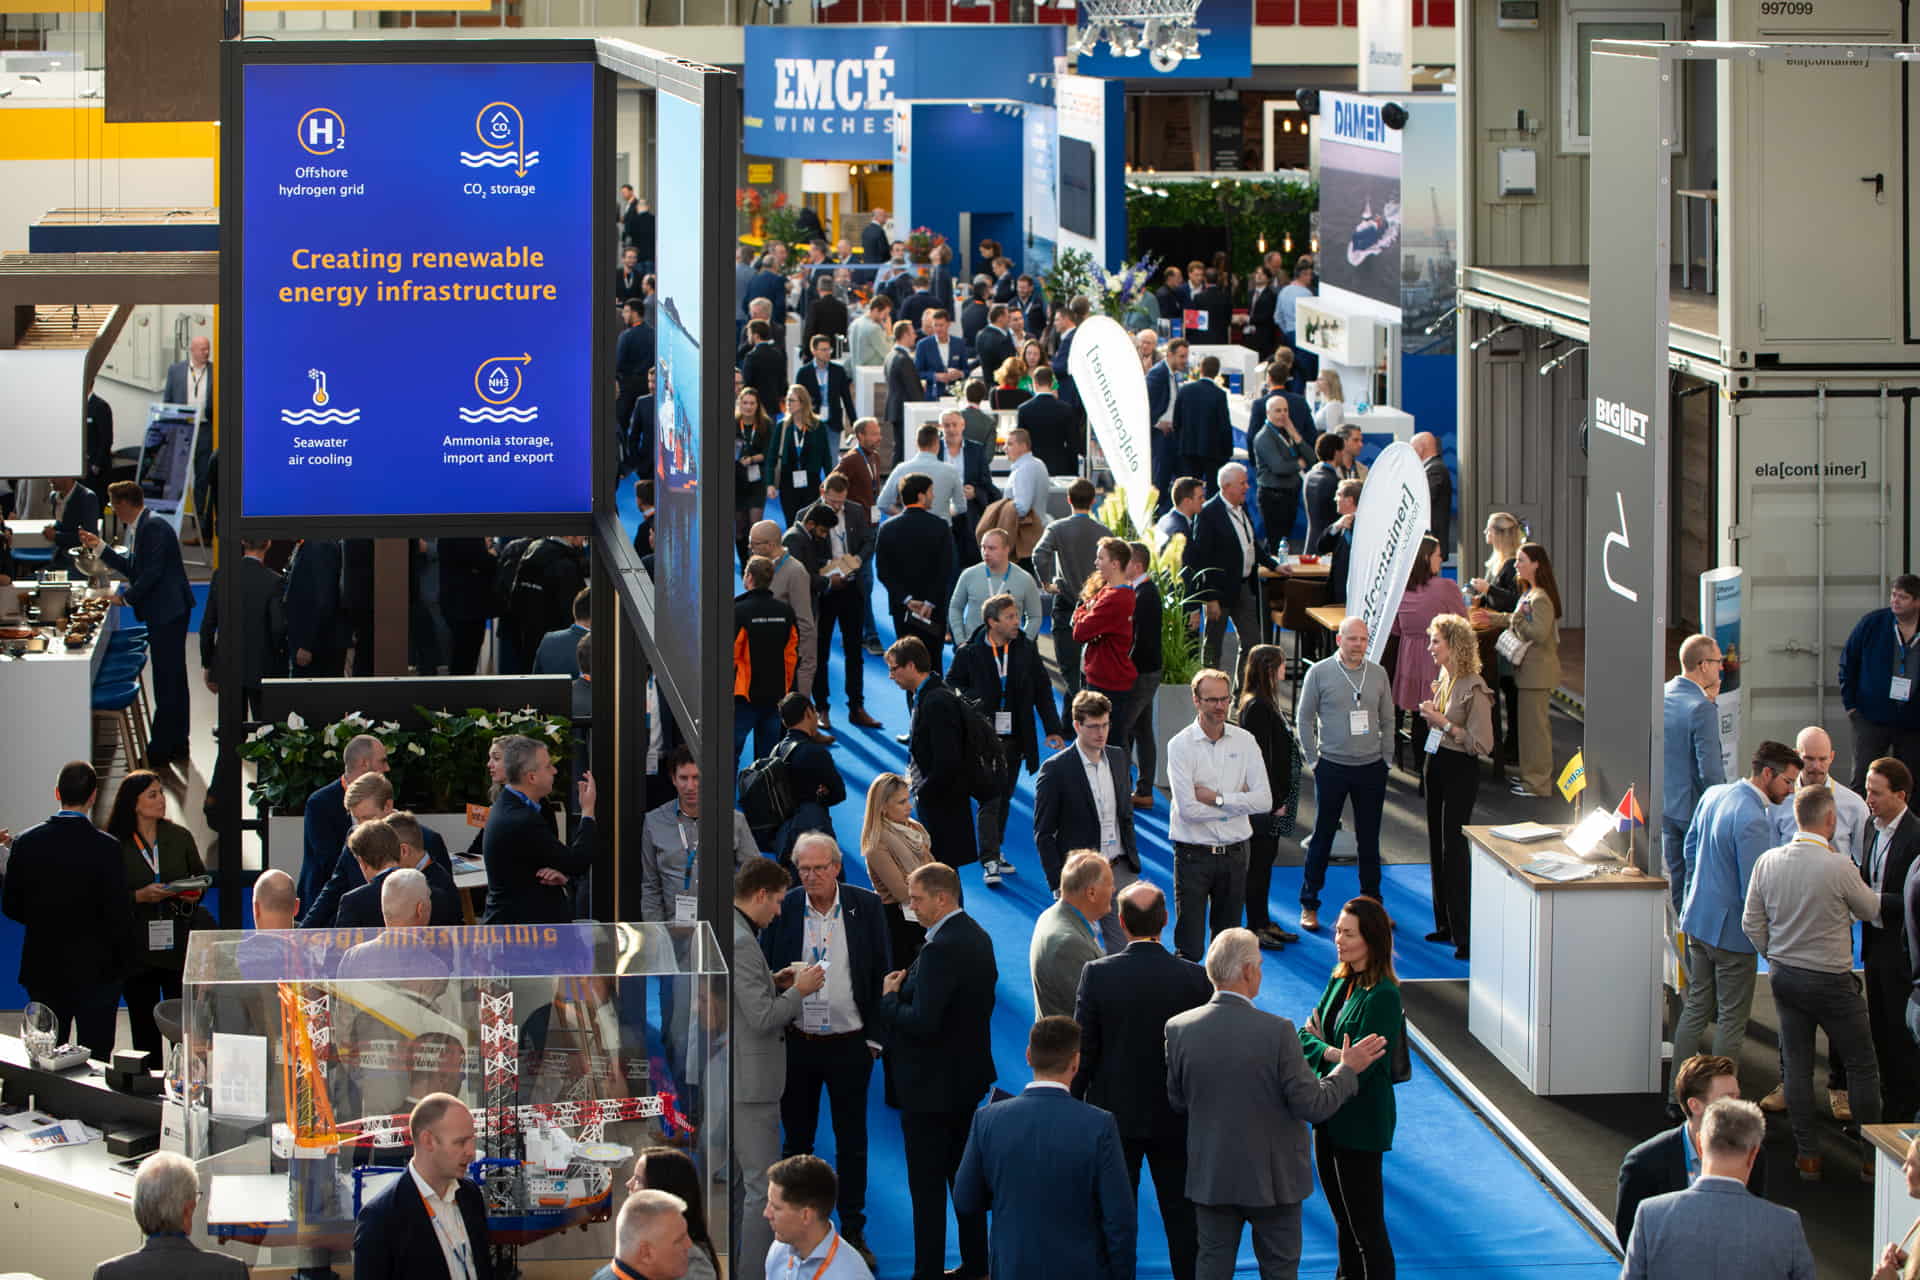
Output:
[{"xmin": 179, "ymin": 922, "xmax": 727, "ymax": 1270}]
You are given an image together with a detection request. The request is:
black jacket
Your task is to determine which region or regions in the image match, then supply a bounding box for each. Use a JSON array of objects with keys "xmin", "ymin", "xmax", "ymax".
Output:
[
  {"xmin": 873, "ymin": 907, "xmax": 998, "ymax": 1111},
  {"xmin": 939, "ymin": 437, "xmax": 1001, "ymax": 525},
  {"xmin": 948, "ymin": 626, "xmax": 1063, "ymax": 774},
  {"xmin": 794, "ymin": 359, "xmax": 857, "ymax": 436},
  {"xmin": 1032, "ymin": 742, "xmax": 1138, "ymax": 890},
  {"xmin": 436, "ymin": 538, "xmax": 498, "ymax": 624},
  {"xmin": 1070, "ymin": 940, "xmax": 1212, "ymax": 1139},
  {"xmin": 1424, "ymin": 452, "xmax": 1453, "ymax": 551},
  {"xmin": 1303, "ymin": 462, "xmax": 1341, "ymax": 552},
  {"xmin": 336, "ymin": 859, "xmax": 464, "ymax": 930},
  {"xmin": 875, "ymin": 507, "xmax": 957, "ymax": 634},
  {"xmin": 1864, "ymin": 808, "xmax": 1920, "ymax": 985},
  {"xmin": 1131, "ymin": 578, "xmax": 1164, "ymax": 673},
  {"xmin": 1478, "ymin": 557, "xmax": 1521, "ymax": 612},
  {"xmin": 761, "ymin": 882, "xmax": 891, "ymax": 1028},
  {"xmin": 739, "ymin": 341, "xmax": 788, "ymax": 423},
  {"xmin": 1, "ymin": 813, "xmax": 133, "ymax": 991},
  {"xmin": 46, "ymin": 483, "xmax": 101, "ymax": 571},
  {"xmin": 959, "ymin": 300, "xmax": 991, "ymax": 347},
  {"xmin": 1614, "ymin": 1123, "xmax": 1767, "ymax": 1248},
  {"xmin": 1016, "ymin": 392, "xmax": 1080, "ymax": 478},
  {"xmin": 200, "ymin": 554, "xmax": 287, "ymax": 687},
  {"xmin": 860, "ymin": 221, "xmax": 890, "ymax": 263},
  {"xmin": 733, "ymin": 587, "xmax": 797, "ymax": 708},
  {"xmin": 1239, "ymin": 697, "xmax": 1301, "ymax": 837},
  {"xmin": 883, "ymin": 346, "xmax": 922, "ymax": 432},
  {"xmin": 776, "ymin": 727, "xmax": 846, "ymax": 809},
  {"xmin": 480, "ymin": 791, "xmax": 595, "ymax": 925},
  {"xmin": 974, "ymin": 325, "xmax": 1016, "ymax": 384},
  {"xmin": 802, "ymin": 295, "xmax": 850, "ymax": 349},
  {"xmin": 1189, "ymin": 284, "xmax": 1232, "ymax": 345},
  {"xmin": 1317, "ymin": 522, "xmax": 1353, "ymax": 606},
  {"xmin": 353, "ymin": 1167, "xmax": 496, "ymax": 1280},
  {"xmin": 100, "ymin": 510, "xmax": 194, "ymax": 626},
  {"xmin": 1184, "ymin": 495, "xmax": 1275, "ymax": 608},
  {"xmin": 1171, "ymin": 378, "xmax": 1232, "ymax": 462},
  {"xmin": 284, "ymin": 538, "xmax": 346, "ymax": 660}
]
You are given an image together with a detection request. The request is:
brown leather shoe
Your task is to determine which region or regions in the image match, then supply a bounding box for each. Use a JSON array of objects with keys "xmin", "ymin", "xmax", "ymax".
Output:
[
  {"xmin": 1795, "ymin": 1156, "xmax": 1822, "ymax": 1182},
  {"xmin": 848, "ymin": 708, "xmax": 883, "ymax": 730},
  {"xmin": 1131, "ymin": 793, "xmax": 1154, "ymax": 810}
]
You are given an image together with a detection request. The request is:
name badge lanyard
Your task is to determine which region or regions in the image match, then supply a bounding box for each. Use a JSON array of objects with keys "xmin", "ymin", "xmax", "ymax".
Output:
[
  {"xmin": 790, "ymin": 1229, "xmax": 842, "ymax": 1278},
  {"xmin": 419, "ymin": 1186, "xmax": 475, "ymax": 1280},
  {"xmin": 1337, "ymin": 661, "xmax": 1366, "ymax": 706},
  {"xmin": 807, "ymin": 900, "xmax": 843, "ymax": 966},
  {"xmin": 1067, "ymin": 902, "xmax": 1100, "ymax": 948},
  {"xmin": 134, "ymin": 833, "xmax": 160, "ymax": 881},
  {"xmin": 678, "ymin": 819, "xmax": 698, "ymax": 892}
]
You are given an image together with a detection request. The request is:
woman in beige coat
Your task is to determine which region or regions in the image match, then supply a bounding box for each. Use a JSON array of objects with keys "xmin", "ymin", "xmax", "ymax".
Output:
[
  {"xmin": 860, "ymin": 772, "xmax": 933, "ymax": 966},
  {"xmin": 1475, "ymin": 542, "xmax": 1562, "ymax": 798}
]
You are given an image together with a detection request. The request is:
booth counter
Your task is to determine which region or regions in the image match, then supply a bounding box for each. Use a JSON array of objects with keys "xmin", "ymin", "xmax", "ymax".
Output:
[{"xmin": 0, "ymin": 566, "xmax": 120, "ymax": 835}]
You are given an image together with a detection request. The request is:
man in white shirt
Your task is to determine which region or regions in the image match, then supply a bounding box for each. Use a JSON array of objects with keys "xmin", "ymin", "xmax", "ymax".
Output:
[
  {"xmin": 764, "ymin": 1156, "xmax": 874, "ymax": 1280},
  {"xmin": 875, "ymin": 422, "xmax": 964, "ymax": 521},
  {"xmin": 948, "ymin": 529, "xmax": 1043, "ymax": 643},
  {"xmin": 1003, "ymin": 427, "xmax": 1052, "ymax": 523},
  {"xmin": 1766, "ymin": 726, "xmax": 1869, "ymax": 857},
  {"xmin": 1166, "ymin": 669, "xmax": 1273, "ymax": 961},
  {"xmin": 1741, "ymin": 786, "xmax": 1883, "ymax": 1180}
]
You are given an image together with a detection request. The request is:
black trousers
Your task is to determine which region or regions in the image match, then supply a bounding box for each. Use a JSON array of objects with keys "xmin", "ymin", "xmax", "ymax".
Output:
[
  {"xmin": 146, "ymin": 614, "xmax": 191, "ymax": 758},
  {"xmin": 1123, "ymin": 1130, "xmax": 1197, "ymax": 1280},
  {"xmin": 1246, "ymin": 832, "xmax": 1280, "ymax": 932},
  {"xmin": 446, "ymin": 618, "xmax": 488, "ymax": 675},
  {"xmin": 207, "ymin": 685, "xmax": 264, "ymax": 806},
  {"xmin": 1183, "ymin": 455, "xmax": 1228, "ymax": 498},
  {"xmin": 900, "ymin": 1106, "xmax": 988, "ymax": 1280},
  {"xmin": 815, "ymin": 581, "xmax": 865, "ymax": 711},
  {"xmin": 951, "ymin": 514, "xmax": 981, "ymax": 569},
  {"xmin": 1423, "ymin": 747, "xmax": 1479, "ymax": 941},
  {"xmin": 1122, "ymin": 669, "xmax": 1161, "ymax": 796},
  {"xmin": 1050, "ymin": 597, "xmax": 1085, "ymax": 714},
  {"xmin": 781, "ymin": 1032, "xmax": 875, "ymax": 1237},
  {"xmin": 30, "ymin": 981, "xmax": 119, "ymax": 1058},
  {"xmin": 887, "ymin": 908, "xmax": 927, "ymax": 971},
  {"xmin": 1848, "ymin": 709, "xmax": 1920, "ymax": 792},
  {"xmin": 123, "ymin": 964, "xmax": 183, "ymax": 1062},
  {"xmin": 1257, "ymin": 482, "xmax": 1302, "ymax": 554},
  {"xmin": 1866, "ymin": 957, "xmax": 1920, "ymax": 1120},
  {"xmin": 1316, "ymin": 1136, "xmax": 1394, "ymax": 1280}
]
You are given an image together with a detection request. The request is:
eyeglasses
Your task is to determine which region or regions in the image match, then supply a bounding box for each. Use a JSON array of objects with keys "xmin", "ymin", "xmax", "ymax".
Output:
[{"xmin": 1196, "ymin": 695, "xmax": 1232, "ymax": 706}]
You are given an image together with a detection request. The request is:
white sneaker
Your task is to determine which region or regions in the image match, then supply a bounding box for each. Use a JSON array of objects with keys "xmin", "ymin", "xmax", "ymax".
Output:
[
  {"xmin": 982, "ymin": 860, "xmax": 1003, "ymax": 887},
  {"xmin": 997, "ymin": 857, "xmax": 1018, "ymax": 875}
]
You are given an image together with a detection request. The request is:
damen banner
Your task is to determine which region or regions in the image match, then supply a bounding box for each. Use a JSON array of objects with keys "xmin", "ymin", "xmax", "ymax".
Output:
[
  {"xmin": 1067, "ymin": 315, "xmax": 1154, "ymax": 536},
  {"xmin": 1345, "ymin": 441, "xmax": 1431, "ymax": 664}
]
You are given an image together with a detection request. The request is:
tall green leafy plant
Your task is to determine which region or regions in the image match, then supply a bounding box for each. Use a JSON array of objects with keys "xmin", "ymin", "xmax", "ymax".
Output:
[
  {"xmin": 1126, "ymin": 177, "xmax": 1318, "ymax": 294},
  {"xmin": 1153, "ymin": 534, "xmax": 1205, "ymax": 688},
  {"xmin": 1042, "ymin": 247, "xmax": 1095, "ymax": 305}
]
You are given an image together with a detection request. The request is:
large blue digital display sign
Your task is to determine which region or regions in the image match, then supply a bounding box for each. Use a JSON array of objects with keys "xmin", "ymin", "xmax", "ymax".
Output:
[{"xmin": 240, "ymin": 61, "xmax": 595, "ymax": 519}]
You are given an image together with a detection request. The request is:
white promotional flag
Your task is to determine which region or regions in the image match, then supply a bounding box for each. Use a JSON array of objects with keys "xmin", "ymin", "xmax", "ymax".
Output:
[
  {"xmin": 1067, "ymin": 314, "xmax": 1154, "ymax": 537},
  {"xmin": 1346, "ymin": 440, "xmax": 1432, "ymax": 665}
]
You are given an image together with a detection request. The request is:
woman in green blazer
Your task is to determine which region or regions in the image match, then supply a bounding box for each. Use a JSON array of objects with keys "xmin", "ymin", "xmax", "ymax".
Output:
[
  {"xmin": 1299, "ymin": 895, "xmax": 1403, "ymax": 1280},
  {"xmin": 105, "ymin": 770, "xmax": 206, "ymax": 1061}
]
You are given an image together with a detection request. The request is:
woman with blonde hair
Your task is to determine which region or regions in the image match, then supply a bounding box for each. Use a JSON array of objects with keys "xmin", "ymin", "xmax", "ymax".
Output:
[
  {"xmin": 1419, "ymin": 612, "xmax": 1494, "ymax": 955},
  {"xmin": 1470, "ymin": 511, "xmax": 1526, "ymax": 760},
  {"xmin": 992, "ymin": 356, "xmax": 1032, "ymax": 410},
  {"xmin": 861, "ymin": 772, "xmax": 932, "ymax": 965},
  {"xmin": 768, "ymin": 383, "xmax": 831, "ymax": 521},
  {"xmin": 1475, "ymin": 542, "xmax": 1563, "ymax": 798},
  {"xmin": 1312, "ymin": 368, "xmax": 1348, "ymax": 435}
]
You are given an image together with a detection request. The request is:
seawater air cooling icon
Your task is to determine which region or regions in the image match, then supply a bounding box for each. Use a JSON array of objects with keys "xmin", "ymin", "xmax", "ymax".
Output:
[
  {"xmin": 460, "ymin": 102, "xmax": 539, "ymax": 177},
  {"xmin": 280, "ymin": 369, "xmax": 360, "ymax": 426},
  {"xmin": 461, "ymin": 354, "xmax": 539, "ymax": 423}
]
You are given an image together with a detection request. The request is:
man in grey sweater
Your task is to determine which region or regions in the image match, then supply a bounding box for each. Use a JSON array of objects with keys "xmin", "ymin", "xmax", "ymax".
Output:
[
  {"xmin": 1742, "ymin": 785, "xmax": 1883, "ymax": 1179},
  {"xmin": 1295, "ymin": 616, "xmax": 1395, "ymax": 932}
]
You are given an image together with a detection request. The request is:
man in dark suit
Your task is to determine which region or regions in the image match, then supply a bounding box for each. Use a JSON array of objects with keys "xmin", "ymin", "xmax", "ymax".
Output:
[
  {"xmin": 798, "ymin": 333, "xmax": 857, "ymax": 440},
  {"xmin": 1147, "ymin": 340, "xmax": 1189, "ymax": 511},
  {"xmin": 954, "ymin": 1016, "xmax": 1135, "ymax": 1280},
  {"xmin": 914, "ymin": 310, "xmax": 971, "ymax": 400},
  {"xmin": 1183, "ymin": 467, "xmax": 1280, "ymax": 685},
  {"xmin": 1073, "ymin": 883, "xmax": 1213, "ymax": 1280},
  {"xmin": 531, "ymin": 587, "xmax": 590, "ymax": 677},
  {"xmin": 1, "ymin": 761, "xmax": 132, "ymax": 1054},
  {"xmin": 974, "ymin": 305, "xmax": 1016, "ymax": 383},
  {"xmin": 744, "ymin": 242, "xmax": 791, "ymax": 338},
  {"xmin": 1862, "ymin": 756, "xmax": 1920, "ymax": 1121},
  {"xmin": 889, "ymin": 635, "xmax": 978, "ymax": 870},
  {"xmin": 1016, "ymin": 366, "xmax": 1080, "ymax": 479},
  {"xmin": 883, "ymin": 322, "xmax": 923, "ymax": 465},
  {"xmin": 937, "ymin": 412, "xmax": 997, "ymax": 567},
  {"xmin": 1413, "ymin": 431, "xmax": 1452, "ymax": 552},
  {"xmin": 901, "ymin": 278, "xmax": 938, "ymax": 334},
  {"xmin": 1248, "ymin": 353, "xmax": 1315, "ymax": 455},
  {"xmin": 480, "ymin": 735, "xmax": 595, "ymax": 925},
  {"xmin": 1014, "ymin": 275, "xmax": 1047, "ymax": 338},
  {"xmin": 201, "ymin": 537, "xmax": 286, "ymax": 805},
  {"xmin": 875, "ymin": 475, "xmax": 956, "ymax": 673},
  {"xmin": 615, "ymin": 245, "xmax": 644, "ymax": 305},
  {"xmin": 860, "ymin": 209, "xmax": 891, "ymax": 264},
  {"xmin": 161, "ymin": 334, "xmax": 214, "ymax": 516},
  {"xmin": 802, "ymin": 274, "xmax": 850, "ymax": 353},
  {"xmin": 739, "ymin": 319, "xmax": 788, "ymax": 420},
  {"xmin": 38, "ymin": 476, "xmax": 100, "ymax": 574},
  {"xmin": 1188, "ymin": 269, "xmax": 1232, "ymax": 345},
  {"xmin": 1052, "ymin": 305, "xmax": 1084, "ymax": 418},
  {"xmin": 284, "ymin": 536, "xmax": 347, "ymax": 678},
  {"xmin": 813, "ymin": 478, "xmax": 881, "ymax": 729},
  {"xmin": 1167, "ymin": 929, "xmax": 1385, "ymax": 1278},
  {"xmin": 959, "ymin": 282, "xmax": 992, "ymax": 348},
  {"xmin": 873, "ymin": 861, "xmax": 997, "ymax": 1280},
  {"xmin": 1615, "ymin": 1052, "xmax": 1768, "ymax": 1248},
  {"xmin": 1302, "ymin": 435, "xmax": 1345, "ymax": 553},
  {"xmin": 336, "ymin": 812, "xmax": 462, "ymax": 929},
  {"xmin": 95, "ymin": 1151, "xmax": 249, "ymax": 1278},
  {"xmin": 760, "ymin": 833, "xmax": 891, "ymax": 1258},
  {"xmin": 1033, "ymin": 690, "xmax": 1139, "ymax": 949},
  {"xmin": 81, "ymin": 481, "xmax": 196, "ymax": 765},
  {"xmin": 354, "ymin": 1094, "xmax": 495, "ymax": 1280},
  {"xmin": 1318, "ymin": 478, "xmax": 1362, "ymax": 607},
  {"xmin": 614, "ymin": 299, "xmax": 656, "ymax": 437},
  {"xmin": 296, "ymin": 733, "xmax": 387, "ymax": 909},
  {"xmin": 1172, "ymin": 356, "xmax": 1233, "ymax": 496},
  {"xmin": 84, "ymin": 393, "xmax": 115, "ymax": 498}
]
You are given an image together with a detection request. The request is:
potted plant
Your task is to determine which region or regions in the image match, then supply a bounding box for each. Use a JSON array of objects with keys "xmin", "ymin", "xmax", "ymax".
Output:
[
  {"xmin": 906, "ymin": 225, "xmax": 944, "ymax": 264},
  {"xmin": 1091, "ymin": 254, "xmax": 1162, "ymax": 329},
  {"xmin": 1094, "ymin": 488, "xmax": 1204, "ymax": 788},
  {"xmin": 1042, "ymin": 247, "xmax": 1095, "ymax": 308}
]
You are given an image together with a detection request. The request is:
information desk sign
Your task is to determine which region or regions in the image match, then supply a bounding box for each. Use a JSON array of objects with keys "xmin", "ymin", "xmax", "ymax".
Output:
[{"xmin": 238, "ymin": 60, "xmax": 596, "ymax": 523}]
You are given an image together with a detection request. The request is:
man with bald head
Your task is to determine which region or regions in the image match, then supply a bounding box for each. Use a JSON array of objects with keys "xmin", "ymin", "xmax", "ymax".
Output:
[
  {"xmin": 251, "ymin": 869, "xmax": 298, "ymax": 932},
  {"xmin": 1410, "ymin": 431, "xmax": 1451, "ymax": 551},
  {"xmin": 748, "ymin": 519, "xmax": 818, "ymax": 699},
  {"xmin": 1072, "ymin": 880, "xmax": 1212, "ymax": 1280}
]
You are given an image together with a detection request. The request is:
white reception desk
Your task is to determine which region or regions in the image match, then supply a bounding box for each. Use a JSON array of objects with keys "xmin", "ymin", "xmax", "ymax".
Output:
[{"xmin": 0, "ymin": 568, "xmax": 119, "ymax": 835}]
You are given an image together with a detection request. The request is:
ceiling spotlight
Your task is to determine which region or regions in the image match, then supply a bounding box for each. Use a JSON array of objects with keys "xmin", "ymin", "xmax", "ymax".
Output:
[
  {"xmin": 1070, "ymin": 22, "xmax": 1101, "ymax": 55},
  {"xmin": 1143, "ymin": 18, "xmax": 1165, "ymax": 45},
  {"xmin": 1538, "ymin": 345, "xmax": 1587, "ymax": 376},
  {"xmin": 1177, "ymin": 28, "xmax": 1201, "ymax": 56},
  {"xmin": 1149, "ymin": 45, "xmax": 1181, "ymax": 71},
  {"xmin": 1112, "ymin": 25, "xmax": 1143, "ymax": 56},
  {"xmin": 1380, "ymin": 101, "xmax": 1409, "ymax": 129},
  {"xmin": 1468, "ymin": 321, "xmax": 1519, "ymax": 353}
]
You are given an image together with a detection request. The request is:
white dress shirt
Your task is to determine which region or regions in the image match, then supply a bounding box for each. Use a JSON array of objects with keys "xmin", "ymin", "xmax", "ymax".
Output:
[
  {"xmin": 1167, "ymin": 720, "xmax": 1272, "ymax": 846},
  {"xmin": 1865, "ymin": 806, "xmax": 1907, "ymax": 892},
  {"xmin": 764, "ymin": 1225, "xmax": 875, "ymax": 1280},
  {"xmin": 407, "ymin": 1160, "xmax": 476, "ymax": 1280},
  {"xmin": 800, "ymin": 888, "xmax": 861, "ymax": 1035},
  {"xmin": 1007, "ymin": 451, "xmax": 1051, "ymax": 518},
  {"xmin": 1768, "ymin": 778, "xmax": 1870, "ymax": 861},
  {"xmin": 1226, "ymin": 500, "xmax": 1256, "ymax": 578},
  {"xmin": 1080, "ymin": 744, "xmax": 1121, "ymax": 860}
]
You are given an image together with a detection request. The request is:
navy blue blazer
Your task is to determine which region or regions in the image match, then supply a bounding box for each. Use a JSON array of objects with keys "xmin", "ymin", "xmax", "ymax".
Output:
[
  {"xmin": 47, "ymin": 483, "xmax": 101, "ymax": 570},
  {"xmin": 938, "ymin": 438, "xmax": 1001, "ymax": 522},
  {"xmin": 352, "ymin": 1169, "xmax": 495, "ymax": 1280},
  {"xmin": 100, "ymin": 510, "xmax": 194, "ymax": 626},
  {"xmin": 1052, "ymin": 326, "xmax": 1081, "ymax": 410},
  {"xmin": 531, "ymin": 623, "xmax": 587, "ymax": 677},
  {"xmin": 1, "ymin": 812, "xmax": 133, "ymax": 991},
  {"xmin": 760, "ymin": 882, "xmax": 891, "ymax": 1032},
  {"xmin": 1071, "ymin": 939, "xmax": 1212, "ymax": 1140},
  {"xmin": 874, "ymin": 908, "xmax": 998, "ymax": 1112},
  {"xmin": 915, "ymin": 334, "xmax": 973, "ymax": 399},
  {"xmin": 1146, "ymin": 360, "xmax": 1176, "ymax": 427},
  {"xmin": 284, "ymin": 539, "xmax": 346, "ymax": 662},
  {"xmin": 304, "ymin": 827, "xmax": 452, "ymax": 929},
  {"xmin": 1171, "ymin": 378, "xmax": 1232, "ymax": 461},
  {"xmin": 300, "ymin": 778, "xmax": 350, "ymax": 909},
  {"xmin": 1032, "ymin": 743, "xmax": 1138, "ymax": 891},
  {"xmin": 481, "ymin": 792, "xmax": 594, "ymax": 925},
  {"xmin": 1183, "ymin": 494, "xmax": 1276, "ymax": 608},
  {"xmin": 953, "ymin": 1085, "xmax": 1136, "ymax": 1280},
  {"xmin": 1614, "ymin": 1122, "xmax": 1767, "ymax": 1248},
  {"xmin": 1249, "ymin": 389, "xmax": 1315, "ymax": 442},
  {"xmin": 335, "ymin": 856, "xmax": 463, "ymax": 930}
]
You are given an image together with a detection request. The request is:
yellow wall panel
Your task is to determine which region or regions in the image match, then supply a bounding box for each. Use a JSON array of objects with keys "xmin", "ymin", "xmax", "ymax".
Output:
[{"xmin": 0, "ymin": 109, "xmax": 217, "ymax": 162}]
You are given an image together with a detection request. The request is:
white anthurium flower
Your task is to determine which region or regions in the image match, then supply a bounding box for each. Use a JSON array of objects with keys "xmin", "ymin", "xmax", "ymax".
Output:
[
  {"xmin": 248, "ymin": 724, "xmax": 275, "ymax": 742},
  {"xmin": 287, "ymin": 711, "xmax": 306, "ymax": 731},
  {"xmin": 476, "ymin": 714, "xmax": 494, "ymax": 730},
  {"xmin": 378, "ymin": 721, "xmax": 400, "ymax": 735},
  {"xmin": 407, "ymin": 742, "xmax": 426, "ymax": 757}
]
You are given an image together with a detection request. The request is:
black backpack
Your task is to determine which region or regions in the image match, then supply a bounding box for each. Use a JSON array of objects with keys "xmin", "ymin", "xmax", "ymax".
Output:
[
  {"xmin": 942, "ymin": 687, "xmax": 1012, "ymax": 803},
  {"xmin": 738, "ymin": 737, "xmax": 801, "ymax": 844}
]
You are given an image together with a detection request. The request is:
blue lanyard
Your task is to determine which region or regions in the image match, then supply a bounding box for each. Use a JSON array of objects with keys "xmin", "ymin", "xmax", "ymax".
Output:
[
  {"xmin": 502, "ymin": 786, "xmax": 536, "ymax": 811},
  {"xmin": 1067, "ymin": 903, "xmax": 1099, "ymax": 946},
  {"xmin": 807, "ymin": 899, "xmax": 842, "ymax": 963},
  {"xmin": 677, "ymin": 813, "xmax": 698, "ymax": 890},
  {"xmin": 55, "ymin": 809, "xmax": 87, "ymax": 819}
]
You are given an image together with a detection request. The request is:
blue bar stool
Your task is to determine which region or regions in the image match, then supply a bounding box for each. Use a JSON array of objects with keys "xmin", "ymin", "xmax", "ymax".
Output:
[{"xmin": 91, "ymin": 679, "xmax": 146, "ymax": 773}]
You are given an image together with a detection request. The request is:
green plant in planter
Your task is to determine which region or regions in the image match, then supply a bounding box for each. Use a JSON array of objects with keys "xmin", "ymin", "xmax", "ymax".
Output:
[
  {"xmin": 240, "ymin": 710, "xmax": 405, "ymax": 814},
  {"xmin": 1042, "ymin": 247, "xmax": 1095, "ymax": 308},
  {"xmin": 1125, "ymin": 176, "xmax": 1318, "ymax": 293},
  {"xmin": 412, "ymin": 705, "xmax": 573, "ymax": 811},
  {"xmin": 1153, "ymin": 534, "xmax": 1204, "ymax": 688}
]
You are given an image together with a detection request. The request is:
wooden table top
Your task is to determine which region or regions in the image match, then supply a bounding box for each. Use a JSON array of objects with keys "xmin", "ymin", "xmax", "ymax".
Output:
[
  {"xmin": 1866, "ymin": 1123, "xmax": 1920, "ymax": 1163},
  {"xmin": 1464, "ymin": 824, "xmax": 1669, "ymax": 893},
  {"xmin": 1284, "ymin": 560, "xmax": 1332, "ymax": 580},
  {"xmin": 1306, "ymin": 604, "xmax": 1348, "ymax": 633}
]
